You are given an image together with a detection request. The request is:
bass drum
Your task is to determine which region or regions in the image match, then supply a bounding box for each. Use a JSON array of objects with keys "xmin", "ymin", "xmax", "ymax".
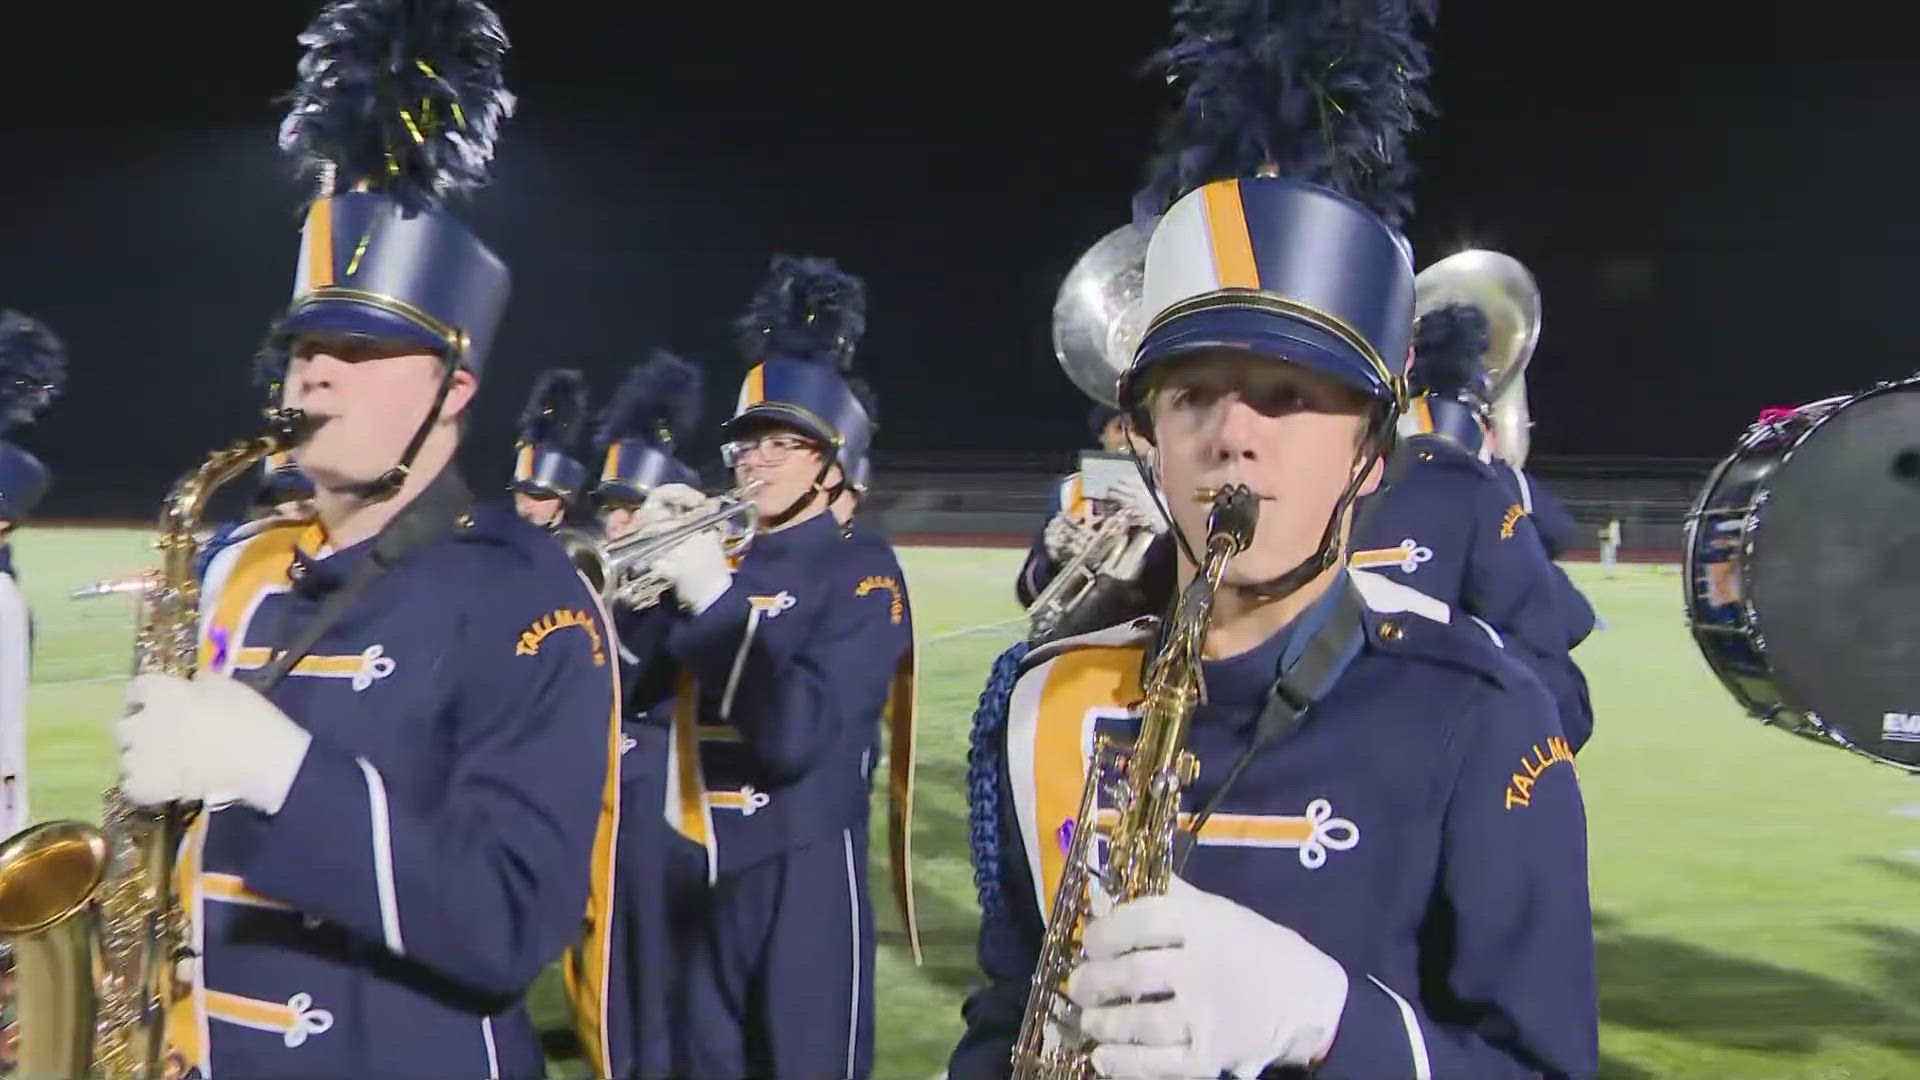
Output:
[{"xmin": 1684, "ymin": 375, "xmax": 1920, "ymax": 768}]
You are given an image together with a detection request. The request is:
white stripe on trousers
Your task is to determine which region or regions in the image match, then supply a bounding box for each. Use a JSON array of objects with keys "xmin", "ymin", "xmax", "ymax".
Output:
[{"xmin": 841, "ymin": 828, "xmax": 862, "ymax": 1080}]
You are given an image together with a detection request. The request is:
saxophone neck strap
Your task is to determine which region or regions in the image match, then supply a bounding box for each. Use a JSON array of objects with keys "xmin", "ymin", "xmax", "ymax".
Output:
[
  {"xmin": 1173, "ymin": 577, "xmax": 1367, "ymax": 871},
  {"xmin": 246, "ymin": 467, "xmax": 474, "ymax": 692}
]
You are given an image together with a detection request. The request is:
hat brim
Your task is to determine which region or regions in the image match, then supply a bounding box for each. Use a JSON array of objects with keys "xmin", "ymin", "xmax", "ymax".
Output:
[
  {"xmin": 1125, "ymin": 307, "xmax": 1392, "ymax": 409},
  {"xmin": 279, "ymin": 301, "xmax": 452, "ymax": 360},
  {"xmin": 718, "ymin": 405, "xmax": 840, "ymax": 454}
]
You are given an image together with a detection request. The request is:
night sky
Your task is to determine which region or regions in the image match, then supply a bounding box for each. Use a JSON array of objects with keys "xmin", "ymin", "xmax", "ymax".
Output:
[{"xmin": 1, "ymin": 0, "xmax": 1913, "ymax": 515}]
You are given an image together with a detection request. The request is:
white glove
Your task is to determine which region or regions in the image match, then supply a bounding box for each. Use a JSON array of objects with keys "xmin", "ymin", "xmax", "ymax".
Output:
[
  {"xmin": 639, "ymin": 482, "xmax": 707, "ymax": 529},
  {"xmin": 1044, "ymin": 512, "xmax": 1093, "ymax": 563},
  {"xmin": 652, "ymin": 527, "xmax": 733, "ymax": 615},
  {"xmin": 116, "ymin": 673, "xmax": 314, "ymax": 815},
  {"xmin": 1065, "ymin": 875, "xmax": 1349, "ymax": 1079},
  {"xmin": 1107, "ymin": 471, "xmax": 1169, "ymax": 535}
]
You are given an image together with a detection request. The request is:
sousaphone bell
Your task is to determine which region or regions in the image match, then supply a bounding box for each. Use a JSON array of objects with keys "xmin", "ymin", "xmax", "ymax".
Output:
[
  {"xmin": 1052, "ymin": 219, "xmax": 1157, "ymax": 408},
  {"xmin": 1413, "ymin": 248, "xmax": 1543, "ymax": 466},
  {"xmin": 1033, "ymin": 219, "xmax": 1167, "ymax": 645}
]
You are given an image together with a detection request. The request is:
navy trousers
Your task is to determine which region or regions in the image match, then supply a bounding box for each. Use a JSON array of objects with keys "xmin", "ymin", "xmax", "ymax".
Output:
[
  {"xmin": 674, "ymin": 826, "xmax": 875, "ymax": 1079},
  {"xmin": 606, "ymin": 723, "xmax": 687, "ymax": 1079}
]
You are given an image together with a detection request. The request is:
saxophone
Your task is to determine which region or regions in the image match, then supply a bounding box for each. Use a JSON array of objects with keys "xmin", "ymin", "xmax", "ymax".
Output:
[
  {"xmin": 0, "ymin": 408, "xmax": 313, "ymax": 1078},
  {"xmin": 1011, "ymin": 483, "xmax": 1258, "ymax": 1079}
]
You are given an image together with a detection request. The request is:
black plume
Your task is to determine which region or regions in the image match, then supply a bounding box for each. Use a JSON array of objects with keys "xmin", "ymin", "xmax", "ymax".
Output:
[
  {"xmin": 1411, "ymin": 302, "xmax": 1490, "ymax": 398},
  {"xmin": 595, "ymin": 349, "xmax": 704, "ymax": 453},
  {"xmin": 0, "ymin": 310, "xmax": 67, "ymax": 434},
  {"xmin": 516, "ymin": 369, "xmax": 589, "ymax": 448},
  {"xmin": 278, "ymin": 0, "xmax": 516, "ymax": 212},
  {"xmin": 735, "ymin": 255, "xmax": 868, "ymax": 370},
  {"xmin": 1133, "ymin": 0, "xmax": 1436, "ymax": 229}
]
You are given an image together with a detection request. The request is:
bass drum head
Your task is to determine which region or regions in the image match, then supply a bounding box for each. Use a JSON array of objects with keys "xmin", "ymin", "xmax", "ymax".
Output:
[{"xmin": 1747, "ymin": 382, "xmax": 1920, "ymax": 766}]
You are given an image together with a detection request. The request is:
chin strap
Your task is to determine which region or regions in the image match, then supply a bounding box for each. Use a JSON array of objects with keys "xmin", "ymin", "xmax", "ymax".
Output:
[
  {"xmin": 758, "ymin": 459, "xmax": 836, "ymax": 531},
  {"xmin": 1229, "ymin": 443, "xmax": 1381, "ymax": 602},
  {"xmin": 341, "ymin": 360, "xmax": 462, "ymax": 503},
  {"xmin": 1157, "ymin": 403, "xmax": 1400, "ymax": 604}
]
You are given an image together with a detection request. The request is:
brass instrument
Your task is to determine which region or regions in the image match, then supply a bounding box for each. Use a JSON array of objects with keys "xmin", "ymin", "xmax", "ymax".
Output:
[
  {"xmin": 0, "ymin": 408, "xmax": 313, "ymax": 1078},
  {"xmin": 1011, "ymin": 484, "xmax": 1258, "ymax": 1080},
  {"xmin": 560, "ymin": 479, "xmax": 764, "ymax": 610},
  {"xmin": 1491, "ymin": 369, "xmax": 1532, "ymax": 468},
  {"xmin": 1026, "ymin": 509, "xmax": 1159, "ymax": 644},
  {"xmin": 1413, "ymin": 248, "xmax": 1541, "ymax": 465},
  {"xmin": 1052, "ymin": 220, "xmax": 1156, "ymax": 409},
  {"xmin": 1033, "ymin": 221, "xmax": 1169, "ymax": 640}
]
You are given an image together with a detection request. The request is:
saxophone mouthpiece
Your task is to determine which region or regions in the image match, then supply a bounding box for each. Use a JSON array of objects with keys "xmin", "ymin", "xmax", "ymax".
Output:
[
  {"xmin": 1205, "ymin": 484, "xmax": 1259, "ymax": 556},
  {"xmin": 265, "ymin": 407, "xmax": 323, "ymax": 448}
]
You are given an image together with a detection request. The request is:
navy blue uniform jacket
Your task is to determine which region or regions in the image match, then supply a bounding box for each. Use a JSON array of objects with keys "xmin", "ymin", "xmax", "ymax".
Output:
[
  {"xmin": 1493, "ymin": 462, "xmax": 1599, "ymax": 650},
  {"xmin": 662, "ymin": 511, "xmax": 913, "ymax": 880},
  {"xmin": 1497, "ymin": 462, "xmax": 1579, "ymax": 560},
  {"xmin": 181, "ymin": 502, "xmax": 620, "ymax": 1079},
  {"xmin": 1353, "ymin": 436, "xmax": 1595, "ymax": 749},
  {"xmin": 952, "ymin": 570, "xmax": 1598, "ymax": 1078}
]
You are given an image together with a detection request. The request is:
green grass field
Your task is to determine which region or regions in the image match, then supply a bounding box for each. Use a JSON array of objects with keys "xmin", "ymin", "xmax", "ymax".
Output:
[{"xmin": 15, "ymin": 529, "xmax": 1920, "ymax": 1079}]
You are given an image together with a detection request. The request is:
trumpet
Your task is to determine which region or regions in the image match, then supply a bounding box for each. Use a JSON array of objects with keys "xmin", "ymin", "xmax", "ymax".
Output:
[
  {"xmin": 560, "ymin": 479, "xmax": 764, "ymax": 610},
  {"xmin": 1026, "ymin": 510, "xmax": 1159, "ymax": 644}
]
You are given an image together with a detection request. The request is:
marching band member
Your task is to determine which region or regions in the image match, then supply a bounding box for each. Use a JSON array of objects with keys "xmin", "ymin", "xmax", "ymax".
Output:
[
  {"xmin": 192, "ymin": 339, "xmax": 320, "ymax": 584},
  {"xmin": 594, "ymin": 349, "xmax": 706, "ymax": 548},
  {"xmin": 111, "ymin": 3, "xmax": 621, "ymax": 1076},
  {"xmin": 830, "ymin": 454, "xmax": 868, "ymax": 529},
  {"xmin": 644, "ymin": 254, "xmax": 917, "ymax": 1078},
  {"xmin": 1497, "ymin": 456, "xmax": 1580, "ymax": 561},
  {"xmin": 0, "ymin": 310, "xmax": 64, "ymax": 840},
  {"xmin": 1483, "ymin": 394, "xmax": 1579, "ymax": 561},
  {"xmin": 570, "ymin": 346, "xmax": 707, "ymax": 1080},
  {"xmin": 1354, "ymin": 303, "xmax": 1597, "ymax": 748},
  {"xmin": 254, "ymin": 453, "xmax": 317, "ymax": 521},
  {"xmin": 1599, "ymin": 517, "xmax": 1622, "ymax": 577},
  {"xmin": 510, "ymin": 368, "xmax": 591, "ymax": 531},
  {"xmin": 830, "ymin": 376, "xmax": 879, "ymax": 531},
  {"xmin": 194, "ymin": 454, "xmax": 317, "ymax": 587},
  {"xmin": 1015, "ymin": 404, "xmax": 1163, "ymax": 608},
  {"xmin": 954, "ymin": 3, "xmax": 1597, "ymax": 1077},
  {"xmin": 0, "ymin": 311, "xmax": 62, "ymax": 1071}
]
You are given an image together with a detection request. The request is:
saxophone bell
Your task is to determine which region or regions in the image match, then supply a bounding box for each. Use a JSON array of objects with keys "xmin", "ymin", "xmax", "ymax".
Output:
[{"xmin": 0, "ymin": 416, "xmax": 295, "ymax": 1078}]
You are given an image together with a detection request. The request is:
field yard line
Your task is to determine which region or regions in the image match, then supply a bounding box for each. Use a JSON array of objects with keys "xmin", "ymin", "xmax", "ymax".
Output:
[{"xmin": 927, "ymin": 616, "xmax": 1024, "ymax": 644}]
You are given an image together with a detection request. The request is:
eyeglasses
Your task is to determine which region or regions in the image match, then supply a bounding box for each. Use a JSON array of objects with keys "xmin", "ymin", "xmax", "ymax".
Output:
[{"xmin": 721, "ymin": 434, "xmax": 819, "ymax": 467}]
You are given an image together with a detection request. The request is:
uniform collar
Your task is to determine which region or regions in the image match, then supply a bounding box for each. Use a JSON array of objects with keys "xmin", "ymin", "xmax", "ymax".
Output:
[
  {"xmin": 1197, "ymin": 580, "xmax": 1346, "ymax": 716},
  {"xmin": 749, "ymin": 508, "xmax": 841, "ymax": 556},
  {"xmin": 287, "ymin": 521, "xmax": 373, "ymax": 597},
  {"xmin": 284, "ymin": 467, "xmax": 475, "ymax": 597}
]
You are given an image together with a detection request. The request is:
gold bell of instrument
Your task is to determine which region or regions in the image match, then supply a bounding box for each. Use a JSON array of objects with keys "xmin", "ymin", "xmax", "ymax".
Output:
[{"xmin": 0, "ymin": 408, "xmax": 316, "ymax": 1079}]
